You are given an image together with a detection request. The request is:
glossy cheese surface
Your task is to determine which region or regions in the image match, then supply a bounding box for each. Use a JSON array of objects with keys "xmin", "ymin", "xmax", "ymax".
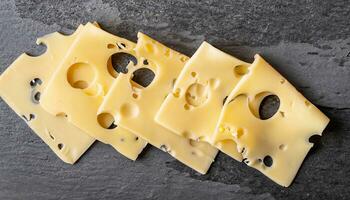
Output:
[
  {"xmin": 98, "ymin": 33, "xmax": 218, "ymax": 174},
  {"xmin": 40, "ymin": 23, "xmax": 147, "ymax": 160},
  {"xmin": 214, "ymin": 55, "xmax": 330, "ymax": 186},
  {"xmin": 0, "ymin": 25, "xmax": 94, "ymax": 164}
]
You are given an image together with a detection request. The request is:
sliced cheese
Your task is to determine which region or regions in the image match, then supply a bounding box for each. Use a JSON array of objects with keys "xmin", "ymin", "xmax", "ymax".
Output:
[
  {"xmin": 155, "ymin": 42, "xmax": 250, "ymax": 161},
  {"xmin": 40, "ymin": 23, "xmax": 147, "ymax": 160},
  {"xmin": 213, "ymin": 55, "xmax": 330, "ymax": 186},
  {"xmin": 0, "ymin": 25, "xmax": 94, "ymax": 164},
  {"xmin": 98, "ymin": 33, "xmax": 218, "ymax": 174}
]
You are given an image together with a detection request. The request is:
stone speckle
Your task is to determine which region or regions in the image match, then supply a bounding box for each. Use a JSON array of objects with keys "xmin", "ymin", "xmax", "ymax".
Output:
[{"xmin": 0, "ymin": 0, "xmax": 349, "ymax": 199}]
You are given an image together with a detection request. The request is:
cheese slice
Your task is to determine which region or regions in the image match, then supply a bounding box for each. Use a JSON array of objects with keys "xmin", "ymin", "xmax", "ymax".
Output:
[
  {"xmin": 40, "ymin": 23, "xmax": 147, "ymax": 160},
  {"xmin": 0, "ymin": 25, "xmax": 95, "ymax": 164},
  {"xmin": 98, "ymin": 33, "xmax": 218, "ymax": 174},
  {"xmin": 155, "ymin": 42, "xmax": 250, "ymax": 161},
  {"xmin": 213, "ymin": 55, "xmax": 330, "ymax": 186}
]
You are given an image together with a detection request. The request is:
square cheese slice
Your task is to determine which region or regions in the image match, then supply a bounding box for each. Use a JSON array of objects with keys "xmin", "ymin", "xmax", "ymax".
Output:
[
  {"xmin": 213, "ymin": 55, "xmax": 330, "ymax": 187},
  {"xmin": 0, "ymin": 25, "xmax": 94, "ymax": 164},
  {"xmin": 98, "ymin": 33, "xmax": 218, "ymax": 174},
  {"xmin": 40, "ymin": 23, "xmax": 147, "ymax": 160},
  {"xmin": 155, "ymin": 42, "xmax": 250, "ymax": 161}
]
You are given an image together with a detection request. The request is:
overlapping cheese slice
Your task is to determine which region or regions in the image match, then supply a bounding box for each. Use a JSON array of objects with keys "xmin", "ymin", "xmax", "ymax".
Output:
[
  {"xmin": 98, "ymin": 33, "xmax": 218, "ymax": 174},
  {"xmin": 40, "ymin": 23, "xmax": 147, "ymax": 160},
  {"xmin": 213, "ymin": 55, "xmax": 330, "ymax": 186},
  {"xmin": 155, "ymin": 42, "xmax": 250, "ymax": 160},
  {"xmin": 0, "ymin": 25, "xmax": 95, "ymax": 164}
]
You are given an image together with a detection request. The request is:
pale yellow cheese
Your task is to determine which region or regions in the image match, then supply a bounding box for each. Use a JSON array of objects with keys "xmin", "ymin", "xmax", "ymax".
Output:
[
  {"xmin": 0, "ymin": 25, "xmax": 94, "ymax": 164},
  {"xmin": 40, "ymin": 23, "xmax": 147, "ymax": 160},
  {"xmin": 155, "ymin": 42, "xmax": 250, "ymax": 161},
  {"xmin": 98, "ymin": 33, "xmax": 218, "ymax": 174},
  {"xmin": 213, "ymin": 55, "xmax": 330, "ymax": 187}
]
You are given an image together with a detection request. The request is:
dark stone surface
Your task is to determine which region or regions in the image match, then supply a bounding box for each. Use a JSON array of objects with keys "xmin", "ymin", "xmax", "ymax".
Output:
[{"xmin": 0, "ymin": 0, "xmax": 349, "ymax": 199}]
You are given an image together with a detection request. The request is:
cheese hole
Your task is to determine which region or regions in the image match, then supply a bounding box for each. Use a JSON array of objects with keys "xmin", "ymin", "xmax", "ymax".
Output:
[
  {"xmin": 173, "ymin": 88, "xmax": 181, "ymax": 98},
  {"xmin": 280, "ymin": 79, "xmax": 285, "ymax": 84},
  {"xmin": 208, "ymin": 78, "xmax": 220, "ymax": 89},
  {"xmin": 49, "ymin": 133, "xmax": 55, "ymax": 140},
  {"xmin": 56, "ymin": 112, "xmax": 68, "ymax": 118},
  {"xmin": 120, "ymin": 103, "xmax": 139, "ymax": 118},
  {"xmin": 279, "ymin": 111, "xmax": 285, "ymax": 117},
  {"xmin": 27, "ymin": 43, "xmax": 47, "ymax": 57},
  {"xmin": 83, "ymin": 84, "xmax": 101, "ymax": 96},
  {"xmin": 305, "ymin": 100, "xmax": 311, "ymax": 107},
  {"xmin": 309, "ymin": 134, "xmax": 322, "ymax": 154},
  {"xmin": 242, "ymin": 158, "xmax": 249, "ymax": 164},
  {"xmin": 191, "ymin": 72, "xmax": 197, "ymax": 77},
  {"xmin": 131, "ymin": 68, "xmax": 155, "ymax": 88},
  {"xmin": 309, "ymin": 134, "xmax": 321, "ymax": 144},
  {"xmin": 279, "ymin": 144, "xmax": 287, "ymax": 150},
  {"xmin": 132, "ymin": 93, "xmax": 138, "ymax": 99},
  {"xmin": 234, "ymin": 65, "xmax": 249, "ymax": 76},
  {"xmin": 143, "ymin": 59, "xmax": 149, "ymax": 65},
  {"xmin": 108, "ymin": 123, "xmax": 118, "ymax": 129},
  {"xmin": 185, "ymin": 83, "xmax": 209, "ymax": 107},
  {"xmin": 58, "ymin": 143, "xmax": 64, "ymax": 150},
  {"xmin": 97, "ymin": 113, "xmax": 117, "ymax": 129},
  {"xmin": 189, "ymin": 139, "xmax": 196, "ymax": 147},
  {"xmin": 135, "ymin": 137, "xmax": 139, "ymax": 141},
  {"xmin": 184, "ymin": 104, "xmax": 190, "ymax": 110},
  {"xmin": 180, "ymin": 56, "xmax": 188, "ymax": 62},
  {"xmin": 223, "ymin": 96, "xmax": 228, "ymax": 105},
  {"xmin": 29, "ymin": 114, "xmax": 35, "ymax": 120},
  {"xmin": 108, "ymin": 53, "xmax": 137, "ymax": 77},
  {"xmin": 263, "ymin": 155, "xmax": 273, "ymax": 167},
  {"xmin": 34, "ymin": 92, "xmax": 41, "ymax": 101},
  {"xmin": 107, "ymin": 58, "xmax": 117, "ymax": 78},
  {"xmin": 32, "ymin": 91, "xmax": 41, "ymax": 104},
  {"xmin": 259, "ymin": 95, "xmax": 280, "ymax": 120},
  {"xmin": 22, "ymin": 114, "xmax": 35, "ymax": 122},
  {"xmin": 107, "ymin": 44, "xmax": 116, "ymax": 49},
  {"xmin": 72, "ymin": 80, "xmax": 88, "ymax": 89},
  {"xmin": 67, "ymin": 63, "xmax": 95, "ymax": 90},
  {"xmin": 30, "ymin": 78, "xmax": 42, "ymax": 87},
  {"xmin": 160, "ymin": 145, "xmax": 168, "ymax": 152},
  {"xmin": 236, "ymin": 128, "xmax": 244, "ymax": 138},
  {"xmin": 117, "ymin": 43, "xmax": 126, "ymax": 49}
]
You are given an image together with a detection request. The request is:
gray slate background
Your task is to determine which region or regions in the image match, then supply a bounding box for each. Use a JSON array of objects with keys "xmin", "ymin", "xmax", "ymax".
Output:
[{"xmin": 0, "ymin": 0, "xmax": 349, "ymax": 199}]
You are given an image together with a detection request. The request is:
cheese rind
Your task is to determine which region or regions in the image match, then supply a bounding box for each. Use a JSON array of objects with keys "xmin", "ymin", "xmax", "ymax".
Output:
[
  {"xmin": 214, "ymin": 55, "xmax": 330, "ymax": 186},
  {"xmin": 98, "ymin": 33, "xmax": 218, "ymax": 174},
  {"xmin": 0, "ymin": 26, "xmax": 95, "ymax": 164},
  {"xmin": 40, "ymin": 23, "xmax": 147, "ymax": 160},
  {"xmin": 155, "ymin": 42, "xmax": 249, "ymax": 161}
]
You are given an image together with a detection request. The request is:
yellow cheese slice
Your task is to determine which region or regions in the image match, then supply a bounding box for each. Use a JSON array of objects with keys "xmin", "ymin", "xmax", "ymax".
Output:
[
  {"xmin": 98, "ymin": 33, "xmax": 218, "ymax": 174},
  {"xmin": 213, "ymin": 55, "xmax": 330, "ymax": 187},
  {"xmin": 155, "ymin": 42, "xmax": 250, "ymax": 161},
  {"xmin": 0, "ymin": 25, "xmax": 95, "ymax": 164},
  {"xmin": 40, "ymin": 23, "xmax": 147, "ymax": 160}
]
